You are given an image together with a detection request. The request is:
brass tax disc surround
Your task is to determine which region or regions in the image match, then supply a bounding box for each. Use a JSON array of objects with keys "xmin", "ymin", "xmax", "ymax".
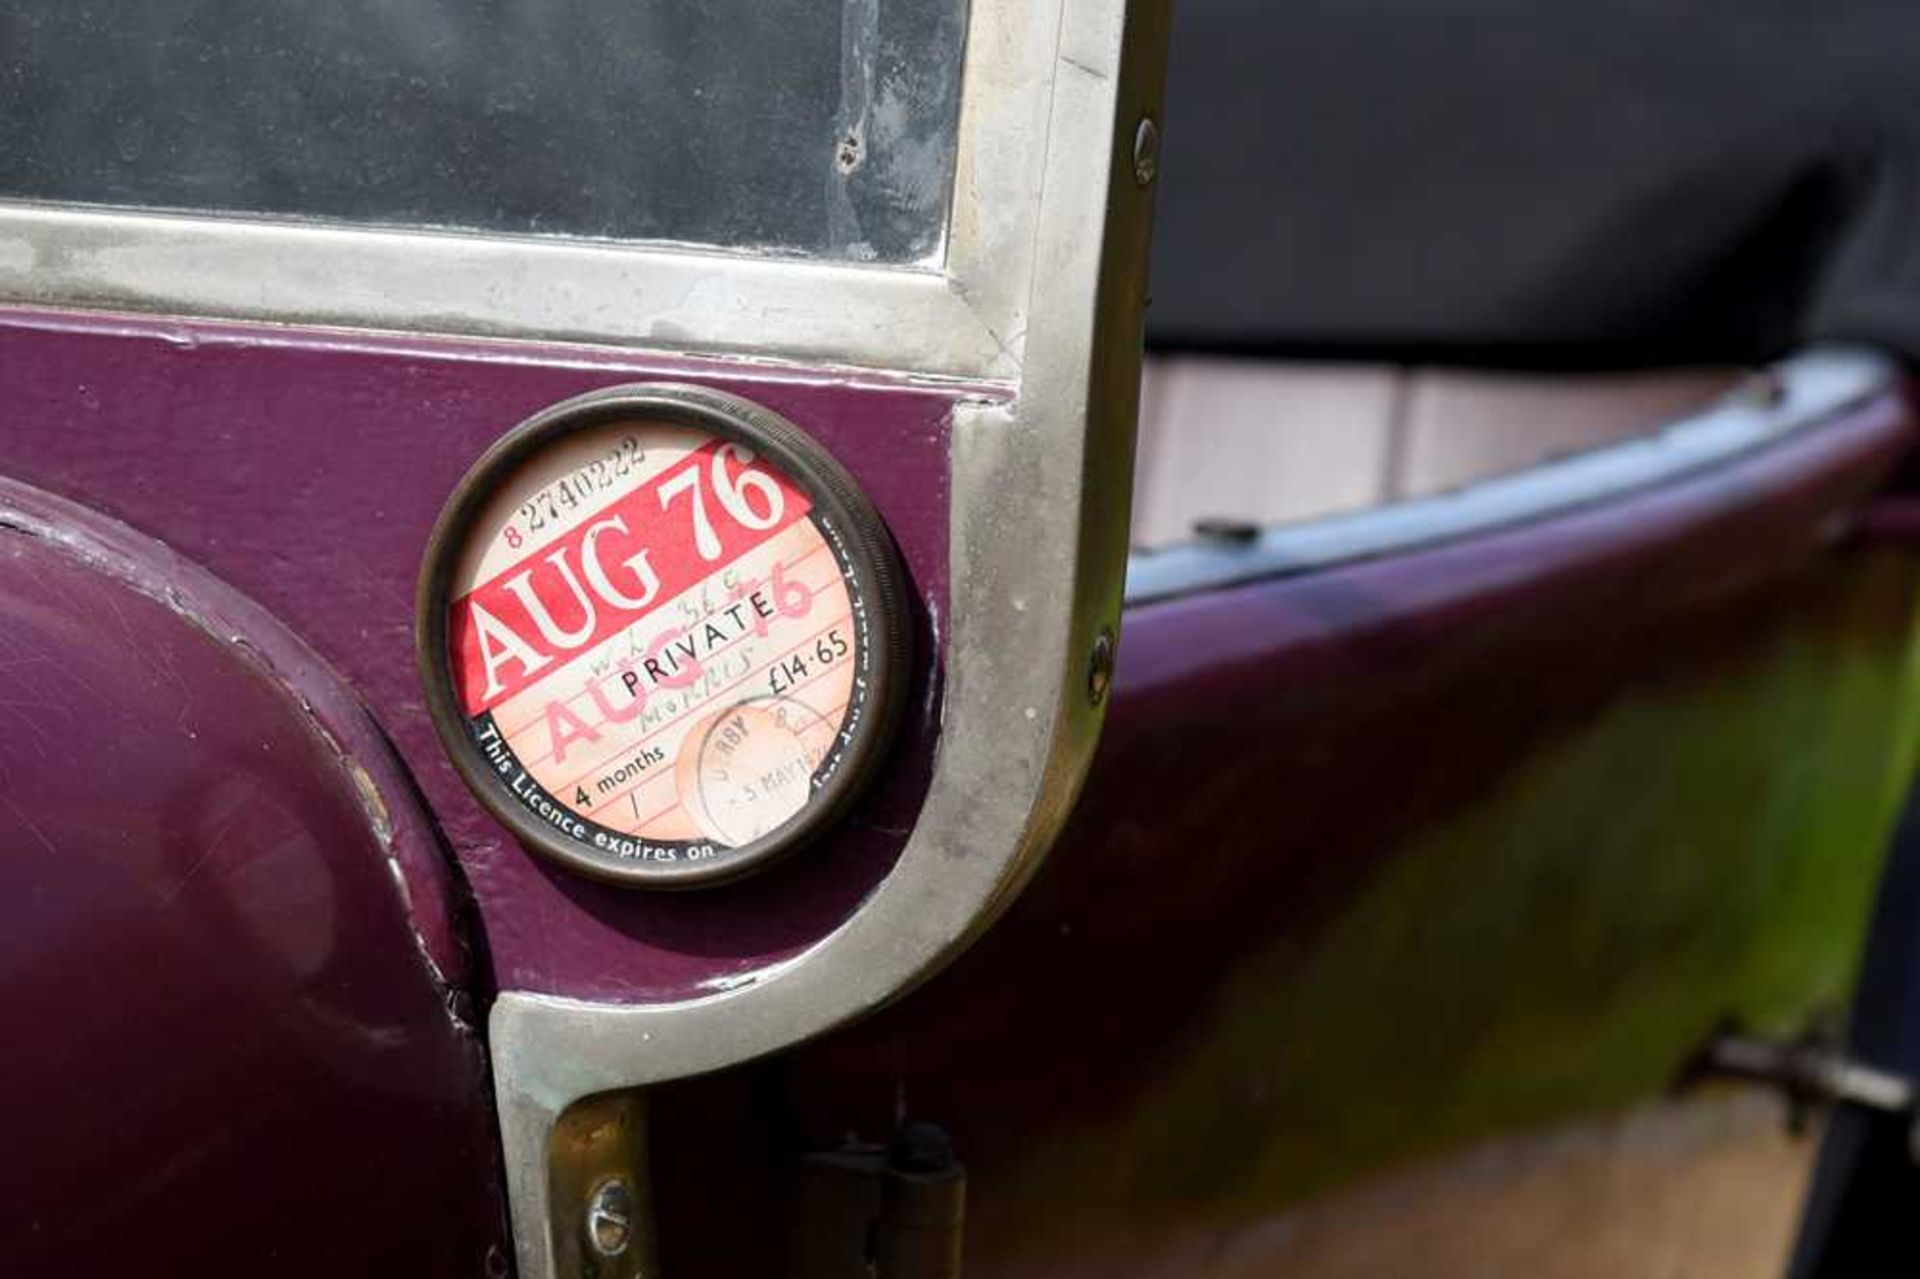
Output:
[{"xmin": 416, "ymin": 384, "xmax": 911, "ymax": 889}]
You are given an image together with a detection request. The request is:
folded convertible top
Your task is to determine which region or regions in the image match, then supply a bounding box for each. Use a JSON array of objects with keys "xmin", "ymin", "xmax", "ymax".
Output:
[{"xmin": 1145, "ymin": 0, "xmax": 1920, "ymax": 367}]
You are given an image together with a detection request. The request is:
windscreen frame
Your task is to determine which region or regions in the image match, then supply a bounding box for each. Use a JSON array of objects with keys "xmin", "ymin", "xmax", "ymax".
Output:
[{"xmin": 0, "ymin": 0, "xmax": 1055, "ymax": 382}]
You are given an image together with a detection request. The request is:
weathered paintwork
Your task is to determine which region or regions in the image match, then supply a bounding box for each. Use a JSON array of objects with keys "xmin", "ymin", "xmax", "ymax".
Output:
[
  {"xmin": 634, "ymin": 383, "xmax": 1920, "ymax": 1275},
  {"xmin": 0, "ymin": 305, "xmax": 970, "ymax": 1002},
  {"xmin": 0, "ymin": 482, "xmax": 508, "ymax": 1274}
]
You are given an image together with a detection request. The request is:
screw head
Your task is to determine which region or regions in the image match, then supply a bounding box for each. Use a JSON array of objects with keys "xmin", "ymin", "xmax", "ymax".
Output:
[
  {"xmin": 889, "ymin": 1121, "xmax": 956, "ymax": 1174},
  {"xmin": 1088, "ymin": 627, "xmax": 1116, "ymax": 705},
  {"xmin": 1132, "ymin": 117, "xmax": 1160, "ymax": 187},
  {"xmin": 1739, "ymin": 370, "xmax": 1788, "ymax": 409},
  {"xmin": 586, "ymin": 1177, "xmax": 634, "ymax": 1258}
]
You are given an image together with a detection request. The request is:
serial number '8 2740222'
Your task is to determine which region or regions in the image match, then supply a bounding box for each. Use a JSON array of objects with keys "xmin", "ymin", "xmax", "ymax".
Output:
[{"xmin": 460, "ymin": 437, "xmax": 810, "ymax": 713}]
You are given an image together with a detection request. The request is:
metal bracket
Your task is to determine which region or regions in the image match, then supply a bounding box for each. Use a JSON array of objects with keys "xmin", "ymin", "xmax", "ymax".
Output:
[
  {"xmin": 1687, "ymin": 1026, "xmax": 1920, "ymax": 1159},
  {"xmin": 547, "ymin": 1091, "xmax": 660, "ymax": 1279}
]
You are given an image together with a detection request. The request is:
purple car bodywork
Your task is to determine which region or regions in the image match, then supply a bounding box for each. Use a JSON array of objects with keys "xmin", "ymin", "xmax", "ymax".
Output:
[{"xmin": 1, "ymin": 328, "xmax": 1915, "ymax": 1274}]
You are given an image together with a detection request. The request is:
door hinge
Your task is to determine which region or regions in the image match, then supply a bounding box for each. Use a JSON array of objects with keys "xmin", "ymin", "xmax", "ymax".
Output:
[{"xmin": 793, "ymin": 1123, "xmax": 965, "ymax": 1279}]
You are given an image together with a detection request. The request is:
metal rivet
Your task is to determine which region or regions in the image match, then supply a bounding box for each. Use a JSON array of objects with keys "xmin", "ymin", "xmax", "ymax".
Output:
[
  {"xmin": 586, "ymin": 1177, "xmax": 635, "ymax": 1258},
  {"xmin": 1088, "ymin": 627, "xmax": 1115, "ymax": 705},
  {"xmin": 1192, "ymin": 516, "xmax": 1262, "ymax": 545},
  {"xmin": 1132, "ymin": 117, "xmax": 1159, "ymax": 187},
  {"xmin": 1738, "ymin": 370, "xmax": 1787, "ymax": 409},
  {"xmin": 889, "ymin": 1120, "xmax": 957, "ymax": 1175}
]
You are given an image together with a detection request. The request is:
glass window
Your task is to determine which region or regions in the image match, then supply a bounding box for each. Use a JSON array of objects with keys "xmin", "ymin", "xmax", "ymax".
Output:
[{"xmin": 0, "ymin": 0, "xmax": 967, "ymax": 264}]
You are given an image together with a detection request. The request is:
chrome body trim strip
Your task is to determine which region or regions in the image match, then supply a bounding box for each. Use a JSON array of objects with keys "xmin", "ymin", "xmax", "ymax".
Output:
[
  {"xmin": 0, "ymin": 202, "xmax": 1016, "ymax": 378},
  {"xmin": 1124, "ymin": 347, "xmax": 1899, "ymax": 606}
]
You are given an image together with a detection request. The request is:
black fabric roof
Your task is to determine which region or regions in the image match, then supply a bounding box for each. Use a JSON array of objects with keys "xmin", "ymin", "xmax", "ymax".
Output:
[{"xmin": 1144, "ymin": 0, "xmax": 1920, "ymax": 366}]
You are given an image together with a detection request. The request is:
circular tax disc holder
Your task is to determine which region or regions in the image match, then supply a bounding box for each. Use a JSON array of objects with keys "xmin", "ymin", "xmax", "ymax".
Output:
[{"xmin": 417, "ymin": 383, "xmax": 911, "ymax": 889}]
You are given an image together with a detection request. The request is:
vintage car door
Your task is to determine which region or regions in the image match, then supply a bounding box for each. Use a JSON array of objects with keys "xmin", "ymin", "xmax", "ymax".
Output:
[
  {"xmin": 0, "ymin": 1, "xmax": 1166, "ymax": 1276},
  {"xmin": 5, "ymin": 3, "xmax": 1919, "ymax": 1278}
]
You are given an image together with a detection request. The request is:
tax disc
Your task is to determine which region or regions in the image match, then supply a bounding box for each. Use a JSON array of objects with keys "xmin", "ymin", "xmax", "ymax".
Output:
[{"xmin": 417, "ymin": 383, "xmax": 911, "ymax": 888}]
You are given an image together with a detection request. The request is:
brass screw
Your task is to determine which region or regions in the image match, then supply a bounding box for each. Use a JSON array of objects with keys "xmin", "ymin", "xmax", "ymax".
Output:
[
  {"xmin": 586, "ymin": 1177, "xmax": 634, "ymax": 1258},
  {"xmin": 1088, "ymin": 627, "xmax": 1116, "ymax": 705},
  {"xmin": 1132, "ymin": 117, "xmax": 1160, "ymax": 187}
]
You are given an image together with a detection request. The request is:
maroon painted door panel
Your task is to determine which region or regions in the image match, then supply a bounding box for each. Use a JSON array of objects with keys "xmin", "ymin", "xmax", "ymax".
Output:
[
  {"xmin": 0, "ymin": 482, "xmax": 508, "ymax": 1275},
  {"xmin": 634, "ymin": 379, "xmax": 1920, "ymax": 1276},
  {"xmin": 0, "ymin": 306, "xmax": 965, "ymax": 1003}
]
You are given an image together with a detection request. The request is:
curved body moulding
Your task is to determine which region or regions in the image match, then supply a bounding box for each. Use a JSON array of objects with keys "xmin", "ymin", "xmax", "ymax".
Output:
[{"xmin": 0, "ymin": 480, "xmax": 507, "ymax": 1275}]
